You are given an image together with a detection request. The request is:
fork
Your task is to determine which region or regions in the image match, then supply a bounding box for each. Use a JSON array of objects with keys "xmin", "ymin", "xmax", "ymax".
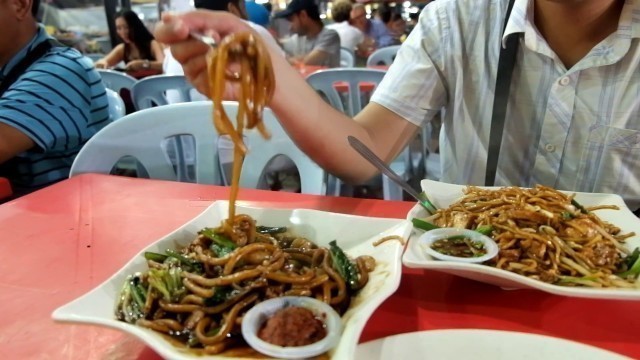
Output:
[
  {"xmin": 190, "ymin": 31, "xmax": 217, "ymax": 48},
  {"xmin": 347, "ymin": 135, "xmax": 438, "ymax": 215}
]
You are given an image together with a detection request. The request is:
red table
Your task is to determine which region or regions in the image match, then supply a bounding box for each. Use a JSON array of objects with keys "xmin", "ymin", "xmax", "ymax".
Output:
[
  {"xmin": 0, "ymin": 177, "xmax": 11, "ymax": 201},
  {"xmin": 2, "ymin": 174, "xmax": 639, "ymax": 359}
]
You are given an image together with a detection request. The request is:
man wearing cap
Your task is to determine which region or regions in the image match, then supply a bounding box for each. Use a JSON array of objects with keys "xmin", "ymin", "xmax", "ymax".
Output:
[{"xmin": 276, "ymin": 0, "xmax": 340, "ymax": 68}]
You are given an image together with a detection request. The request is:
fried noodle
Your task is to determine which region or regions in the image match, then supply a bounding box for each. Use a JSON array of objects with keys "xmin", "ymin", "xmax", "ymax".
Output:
[
  {"xmin": 207, "ymin": 32, "xmax": 275, "ymax": 227},
  {"xmin": 428, "ymin": 185, "xmax": 637, "ymax": 288},
  {"xmin": 115, "ymin": 33, "xmax": 376, "ymax": 354}
]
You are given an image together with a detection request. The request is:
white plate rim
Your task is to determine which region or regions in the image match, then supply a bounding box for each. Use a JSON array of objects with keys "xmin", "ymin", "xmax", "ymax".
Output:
[{"xmin": 51, "ymin": 200, "xmax": 412, "ymax": 359}]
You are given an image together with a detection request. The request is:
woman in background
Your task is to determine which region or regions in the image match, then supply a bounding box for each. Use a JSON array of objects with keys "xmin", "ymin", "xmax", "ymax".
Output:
[{"xmin": 95, "ymin": 10, "xmax": 164, "ymax": 76}]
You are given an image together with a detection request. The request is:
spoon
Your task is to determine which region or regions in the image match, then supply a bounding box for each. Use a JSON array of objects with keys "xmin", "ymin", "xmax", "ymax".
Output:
[{"xmin": 348, "ymin": 136, "xmax": 438, "ymax": 215}]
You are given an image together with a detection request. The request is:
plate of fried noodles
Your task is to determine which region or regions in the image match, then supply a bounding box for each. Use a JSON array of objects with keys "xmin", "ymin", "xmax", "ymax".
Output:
[
  {"xmin": 404, "ymin": 179, "xmax": 640, "ymax": 300},
  {"xmin": 52, "ymin": 200, "xmax": 411, "ymax": 359}
]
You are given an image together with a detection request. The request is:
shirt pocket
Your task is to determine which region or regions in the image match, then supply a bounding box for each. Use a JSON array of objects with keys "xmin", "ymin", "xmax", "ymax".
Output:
[{"xmin": 579, "ymin": 125, "xmax": 640, "ymax": 197}]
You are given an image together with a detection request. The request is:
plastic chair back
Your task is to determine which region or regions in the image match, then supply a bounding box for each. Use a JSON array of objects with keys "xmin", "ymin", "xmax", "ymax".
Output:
[
  {"xmin": 105, "ymin": 88, "xmax": 126, "ymax": 121},
  {"xmin": 131, "ymin": 75, "xmax": 195, "ymax": 110},
  {"xmin": 306, "ymin": 68, "xmax": 386, "ymax": 117},
  {"xmin": 306, "ymin": 68, "xmax": 409, "ymax": 200},
  {"xmin": 97, "ymin": 69, "xmax": 137, "ymax": 93},
  {"xmin": 339, "ymin": 47, "xmax": 355, "ymax": 68},
  {"xmin": 70, "ymin": 101, "xmax": 222, "ymax": 184},
  {"xmin": 86, "ymin": 53, "xmax": 105, "ymax": 62},
  {"xmin": 239, "ymin": 105, "xmax": 326, "ymax": 195},
  {"xmin": 366, "ymin": 45, "xmax": 401, "ymax": 66}
]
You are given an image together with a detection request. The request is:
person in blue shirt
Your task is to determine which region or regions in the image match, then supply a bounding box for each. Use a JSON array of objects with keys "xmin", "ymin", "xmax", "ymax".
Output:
[
  {"xmin": 350, "ymin": 3, "xmax": 395, "ymax": 49},
  {"xmin": 245, "ymin": 0, "xmax": 270, "ymax": 28},
  {"xmin": 0, "ymin": 0, "xmax": 110, "ymax": 196}
]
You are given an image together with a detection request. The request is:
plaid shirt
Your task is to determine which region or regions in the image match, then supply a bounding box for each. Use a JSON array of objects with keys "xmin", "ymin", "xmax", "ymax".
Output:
[{"xmin": 371, "ymin": 0, "xmax": 640, "ymax": 209}]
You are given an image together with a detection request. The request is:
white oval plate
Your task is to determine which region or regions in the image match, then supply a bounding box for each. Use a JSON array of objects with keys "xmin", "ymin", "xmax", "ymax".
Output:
[
  {"xmin": 403, "ymin": 179, "xmax": 640, "ymax": 300},
  {"xmin": 52, "ymin": 200, "xmax": 412, "ymax": 359},
  {"xmin": 355, "ymin": 329, "xmax": 630, "ymax": 360}
]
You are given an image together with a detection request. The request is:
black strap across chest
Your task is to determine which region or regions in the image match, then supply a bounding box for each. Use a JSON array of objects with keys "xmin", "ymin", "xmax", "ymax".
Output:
[
  {"xmin": 0, "ymin": 39, "xmax": 63, "ymax": 97},
  {"xmin": 485, "ymin": 0, "xmax": 520, "ymax": 186}
]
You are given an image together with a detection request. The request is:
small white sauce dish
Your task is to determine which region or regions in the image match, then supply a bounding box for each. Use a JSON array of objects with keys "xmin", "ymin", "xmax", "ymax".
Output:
[
  {"xmin": 241, "ymin": 296, "xmax": 343, "ymax": 359},
  {"xmin": 419, "ymin": 228, "xmax": 499, "ymax": 264}
]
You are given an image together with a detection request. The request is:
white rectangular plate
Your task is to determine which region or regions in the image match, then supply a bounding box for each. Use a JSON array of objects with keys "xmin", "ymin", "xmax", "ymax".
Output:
[
  {"xmin": 52, "ymin": 201, "xmax": 411, "ymax": 359},
  {"xmin": 403, "ymin": 180, "xmax": 640, "ymax": 300}
]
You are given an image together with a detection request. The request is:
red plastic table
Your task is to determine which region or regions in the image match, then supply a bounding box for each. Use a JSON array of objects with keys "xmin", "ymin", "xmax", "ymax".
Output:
[
  {"xmin": 1, "ymin": 174, "xmax": 639, "ymax": 359},
  {"xmin": 0, "ymin": 177, "xmax": 11, "ymax": 201}
]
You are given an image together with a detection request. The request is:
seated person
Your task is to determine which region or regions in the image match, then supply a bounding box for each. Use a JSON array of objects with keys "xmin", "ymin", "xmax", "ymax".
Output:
[
  {"xmin": 0, "ymin": 0, "xmax": 110, "ymax": 197},
  {"xmin": 379, "ymin": 7, "xmax": 406, "ymax": 45},
  {"xmin": 245, "ymin": 0, "xmax": 271, "ymax": 28},
  {"xmin": 350, "ymin": 3, "xmax": 395, "ymax": 55},
  {"xmin": 276, "ymin": 0, "xmax": 340, "ymax": 68},
  {"xmin": 326, "ymin": 0, "xmax": 364, "ymax": 53},
  {"xmin": 95, "ymin": 10, "xmax": 164, "ymax": 77}
]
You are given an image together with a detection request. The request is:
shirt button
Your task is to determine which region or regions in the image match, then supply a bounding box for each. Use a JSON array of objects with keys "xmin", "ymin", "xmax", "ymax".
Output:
[
  {"xmin": 545, "ymin": 144, "xmax": 556, "ymax": 152},
  {"xmin": 559, "ymin": 77, "xmax": 571, "ymax": 86}
]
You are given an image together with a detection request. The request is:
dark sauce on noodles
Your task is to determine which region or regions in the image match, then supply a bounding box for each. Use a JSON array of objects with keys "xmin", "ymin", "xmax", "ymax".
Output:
[
  {"xmin": 159, "ymin": 332, "xmax": 329, "ymax": 359},
  {"xmin": 431, "ymin": 237, "xmax": 486, "ymax": 258}
]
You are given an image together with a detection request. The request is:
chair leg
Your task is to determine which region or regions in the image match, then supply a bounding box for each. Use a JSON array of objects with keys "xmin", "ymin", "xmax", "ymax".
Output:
[{"xmin": 383, "ymin": 177, "xmax": 403, "ymax": 201}]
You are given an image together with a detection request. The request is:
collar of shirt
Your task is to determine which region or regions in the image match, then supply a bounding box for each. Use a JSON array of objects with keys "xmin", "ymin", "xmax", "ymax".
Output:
[{"xmin": 0, "ymin": 25, "xmax": 49, "ymax": 80}]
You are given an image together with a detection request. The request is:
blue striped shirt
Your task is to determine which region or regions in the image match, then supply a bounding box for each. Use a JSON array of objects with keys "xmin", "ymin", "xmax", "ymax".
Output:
[
  {"xmin": 0, "ymin": 25, "xmax": 109, "ymax": 191},
  {"xmin": 371, "ymin": 0, "xmax": 640, "ymax": 209}
]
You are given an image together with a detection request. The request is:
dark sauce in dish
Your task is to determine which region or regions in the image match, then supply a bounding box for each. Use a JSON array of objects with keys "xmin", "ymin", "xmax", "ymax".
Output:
[
  {"xmin": 431, "ymin": 237, "xmax": 487, "ymax": 258},
  {"xmin": 258, "ymin": 306, "xmax": 327, "ymax": 347}
]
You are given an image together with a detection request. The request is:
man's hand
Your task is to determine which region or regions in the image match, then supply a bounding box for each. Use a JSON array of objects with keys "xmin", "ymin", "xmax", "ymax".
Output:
[{"xmin": 154, "ymin": 11, "xmax": 253, "ymax": 97}]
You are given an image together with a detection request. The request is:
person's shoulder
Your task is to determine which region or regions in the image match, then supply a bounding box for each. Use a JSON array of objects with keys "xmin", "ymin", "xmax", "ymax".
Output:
[
  {"xmin": 325, "ymin": 22, "xmax": 338, "ymax": 30},
  {"xmin": 26, "ymin": 45, "xmax": 99, "ymax": 88},
  {"xmin": 40, "ymin": 45, "xmax": 92, "ymax": 71},
  {"xmin": 417, "ymin": 0, "xmax": 507, "ymax": 37},
  {"xmin": 422, "ymin": 0, "xmax": 506, "ymax": 22},
  {"xmin": 321, "ymin": 27, "xmax": 340, "ymax": 40}
]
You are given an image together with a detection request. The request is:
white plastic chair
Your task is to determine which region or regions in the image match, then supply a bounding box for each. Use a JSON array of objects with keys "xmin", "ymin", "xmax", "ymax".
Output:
[
  {"xmin": 131, "ymin": 74, "xmax": 195, "ymax": 110},
  {"xmin": 366, "ymin": 45, "xmax": 401, "ymax": 67},
  {"xmin": 306, "ymin": 68, "xmax": 386, "ymax": 117},
  {"xmin": 105, "ymin": 88, "xmax": 125, "ymax": 121},
  {"xmin": 86, "ymin": 53, "xmax": 105, "ymax": 62},
  {"xmin": 240, "ymin": 106, "xmax": 326, "ymax": 195},
  {"xmin": 70, "ymin": 101, "xmax": 222, "ymax": 185},
  {"xmin": 339, "ymin": 47, "xmax": 355, "ymax": 68},
  {"xmin": 306, "ymin": 68, "xmax": 410, "ymax": 200},
  {"xmin": 70, "ymin": 101, "xmax": 325, "ymax": 194},
  {"xmin": 130, "ymin": 75, "xmax": 198, "ymax": 181},
  {"xmin": 97, "ymin": 69, "xmax": 137, "ymax": 93}
]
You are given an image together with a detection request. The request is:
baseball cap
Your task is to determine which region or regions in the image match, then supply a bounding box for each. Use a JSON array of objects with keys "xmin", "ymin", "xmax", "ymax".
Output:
[{"xmin": 274, "ymin": 0, "xmax": 320, "ymax": 19}]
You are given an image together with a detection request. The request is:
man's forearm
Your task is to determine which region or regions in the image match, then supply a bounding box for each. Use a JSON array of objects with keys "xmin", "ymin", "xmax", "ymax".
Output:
[{"xmin": 267, "ymin": 50, "xmax": 384, "ymax": 183}]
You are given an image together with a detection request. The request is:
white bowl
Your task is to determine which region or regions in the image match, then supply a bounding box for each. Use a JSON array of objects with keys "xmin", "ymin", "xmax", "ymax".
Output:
[
  {"xmin": 419, "ymin": 228, "xmax": 499, "ymax": 263},
  {"xmin": 403, "ymin": 179, "xmax": 640, "ymax": 300},
  {"xmin": 52, "ymin": 200, "xmax": 412, "ymax": 359},
  {"xmin": 242, "ymin": 296, "xmax": 342, "ymax": 359}
]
